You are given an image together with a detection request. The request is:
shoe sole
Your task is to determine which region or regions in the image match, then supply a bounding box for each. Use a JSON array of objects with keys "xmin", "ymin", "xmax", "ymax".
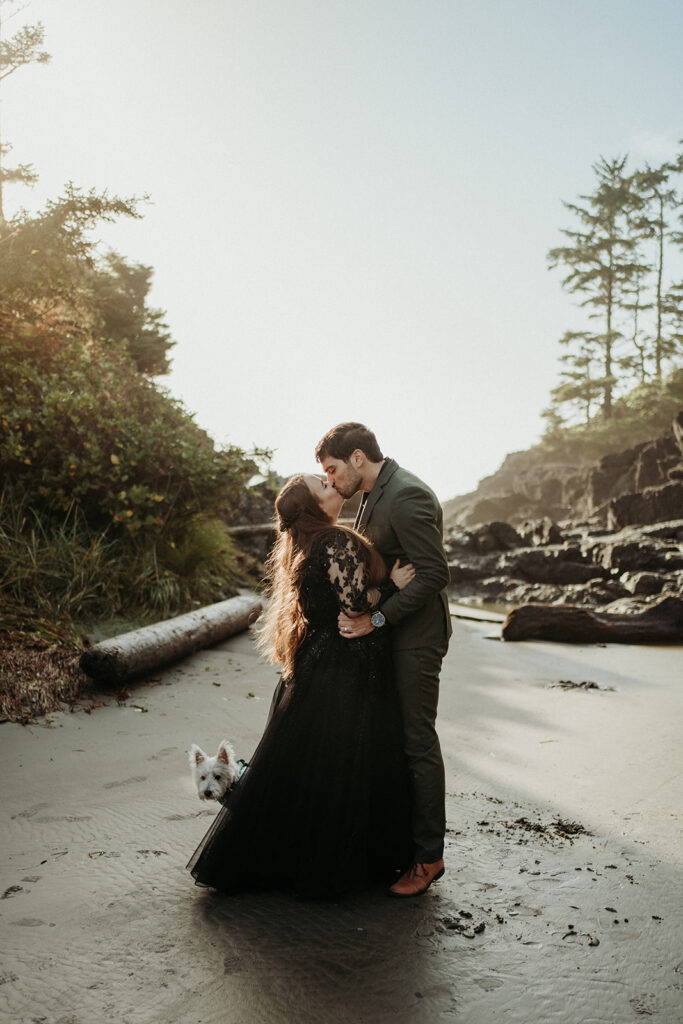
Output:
[{"xmin": 388, "ymin": 866, "xmax": 445, "ymax": 898}]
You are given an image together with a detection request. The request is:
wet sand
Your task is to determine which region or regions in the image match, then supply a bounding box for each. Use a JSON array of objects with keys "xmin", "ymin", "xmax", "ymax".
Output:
[{"xmin": 1, "ymin": 619, "xmax": 681, "ymax": 1024}]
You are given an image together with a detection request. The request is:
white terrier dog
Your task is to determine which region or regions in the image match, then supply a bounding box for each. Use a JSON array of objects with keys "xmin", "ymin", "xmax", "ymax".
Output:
[{"xmin": 189, "ymin": 740, "xmax": 246, "ymax": 805}]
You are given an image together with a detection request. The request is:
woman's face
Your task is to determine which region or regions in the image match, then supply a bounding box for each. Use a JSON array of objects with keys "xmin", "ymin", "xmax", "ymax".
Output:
[{"xmin": 305, "ymin": 474, "xmax": 344, "ymax": 521}]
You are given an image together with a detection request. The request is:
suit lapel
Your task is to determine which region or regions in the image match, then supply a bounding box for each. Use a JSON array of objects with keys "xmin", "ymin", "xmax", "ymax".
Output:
[{"xmin": 356, "ymin": 459, "xmax": 398, "ymax": 531}]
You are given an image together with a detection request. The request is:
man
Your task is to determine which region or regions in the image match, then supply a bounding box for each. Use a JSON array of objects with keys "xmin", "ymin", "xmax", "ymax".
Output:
[{"xmin": 315, "ymin": 422, "xmax": 451, "ymax": 897}]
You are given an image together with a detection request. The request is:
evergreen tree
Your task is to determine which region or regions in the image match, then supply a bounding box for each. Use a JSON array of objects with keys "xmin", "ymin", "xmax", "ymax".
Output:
[
  {"xmin": 550, "ymin": 331, "xmax": 606, "ymax": 425},
  {"xmin": 0, "ymin": 4, "xmax": 50, "ymax": 221},
  {"xmin": 630, "ymin": 158, "xmax": 683, "ymax": 378},
  {"xmin": 662, "ymin": 279, "xmax": 683, "ymax": 364},
  {"xmin": 0, "ymin": 184, "xmax": 144, "ymax": 320},
  {"xmin": 618, "ymin": 263, "xmax": 651, "ymax": 384},
  {"xmin": 0, "ymin": 186, "xmax": 174, "ymax": 374},
  {"xmin": 89, "ymin": 253, "xmax": 175, "ymax": 376},
  {"xmin": 548, "ymin": 156, "xmax": 644, "ymax": 419}
]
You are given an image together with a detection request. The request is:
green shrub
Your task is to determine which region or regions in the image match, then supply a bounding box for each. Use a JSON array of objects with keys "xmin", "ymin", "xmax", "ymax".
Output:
[
  {"xmin": 0, "ymin": 319, "xmax": 261, "ymax": 536},
  {"xmin": 0, "ymin": 315, "xmax": 267, "ymax": 631}
]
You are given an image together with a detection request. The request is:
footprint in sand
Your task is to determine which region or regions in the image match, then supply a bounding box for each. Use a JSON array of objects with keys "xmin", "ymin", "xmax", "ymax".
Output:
[
  {"xmin": 1, "ymin": 885, "xmax": 24, "ymax": 899},
  {"xmin": 34, "ymin": 815, "xmax": 92, "ymax": 823},
  {"xmin": 11, "ymin": 803, "xmax": 50, "ymax": 820},
  {"xmin": 147, "ymin": 747, "xmax": 178, "ymax": 761},
  {"xmin": 629, "ymin": 994, "xmax": 660, "ymax": 1016},
  {"xmin": 103, "ymin": 776, "xmax": 148, "ymax": 789}
]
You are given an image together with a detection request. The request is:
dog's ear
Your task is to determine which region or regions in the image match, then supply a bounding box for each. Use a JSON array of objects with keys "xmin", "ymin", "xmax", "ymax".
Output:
[
  {"xmin": 189, "ymin": 744, "xmax": 206, "ymax": 766},
  {"xmin": 217, "ymin": 740, "xmax": 234, "ymax": 765}
]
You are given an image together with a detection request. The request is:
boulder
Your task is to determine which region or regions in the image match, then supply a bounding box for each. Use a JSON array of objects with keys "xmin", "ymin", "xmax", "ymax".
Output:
[
  {"xmin": 469, "ymin": 521, "xmax": 524, "ymax": 553},
  {"xmin": 498, "ymin": 548, "xmax": 610, "ymax": 585}
]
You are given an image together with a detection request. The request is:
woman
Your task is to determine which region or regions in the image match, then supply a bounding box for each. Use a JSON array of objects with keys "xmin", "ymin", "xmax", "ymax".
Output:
[{"xmin": 187, "ymin": 474, "xmax": 415, "ymax": 897}]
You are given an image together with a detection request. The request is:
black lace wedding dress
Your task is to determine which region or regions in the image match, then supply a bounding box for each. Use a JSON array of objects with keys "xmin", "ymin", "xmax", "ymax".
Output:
[{"xmin": 187, "ymin": 529, "xmax": 413, "ymax": 898}]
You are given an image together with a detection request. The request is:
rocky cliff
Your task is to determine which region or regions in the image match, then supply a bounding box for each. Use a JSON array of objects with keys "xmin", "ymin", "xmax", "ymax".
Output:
[
  {"xmin": 444, "ymin": 410, "xmax": 683, "ymax": 532},
  {"xmin": 445, "ymin": 410, "xmax": 683, "ymax": 613}
]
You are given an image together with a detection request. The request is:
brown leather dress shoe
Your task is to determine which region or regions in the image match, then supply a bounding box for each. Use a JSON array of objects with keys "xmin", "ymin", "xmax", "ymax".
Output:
[{"xmin": 388, "ymin": 859, "xmax": 445, "ymax": 897}]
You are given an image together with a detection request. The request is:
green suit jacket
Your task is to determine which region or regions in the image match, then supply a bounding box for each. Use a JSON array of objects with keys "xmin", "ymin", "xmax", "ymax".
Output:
[{"xmin": 355, "ymin": 459, "xmax": 452, "ymax": 652}]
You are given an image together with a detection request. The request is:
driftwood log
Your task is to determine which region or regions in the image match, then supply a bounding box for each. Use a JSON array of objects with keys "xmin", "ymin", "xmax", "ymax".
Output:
[
  {"xmin": 80, "ymin": 594, "xmax": 263, "ymax": 685},
  {"xmin": 502, "ymin": 596, "xmax": 683, "ymax": 644},
  {"xmin": 227, "ymin": 523, "xmax": 276, "ymax": 538}
]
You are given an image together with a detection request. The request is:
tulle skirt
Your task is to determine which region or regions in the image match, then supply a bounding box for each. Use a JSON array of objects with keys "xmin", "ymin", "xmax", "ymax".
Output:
[{"xmin": 187, "ymin": 625, "xmax": 412, "ymax": 898}]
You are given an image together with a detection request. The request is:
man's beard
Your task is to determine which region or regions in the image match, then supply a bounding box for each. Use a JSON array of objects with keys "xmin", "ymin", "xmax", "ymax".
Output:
[{"xmin": 336, "ymin": 469, "xmax": 363, "ymax": 500}]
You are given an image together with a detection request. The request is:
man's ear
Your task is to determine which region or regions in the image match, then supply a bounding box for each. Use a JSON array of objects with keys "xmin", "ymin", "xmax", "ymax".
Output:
[{"xmin": 351, "ymin": 449, "xmax": 365, "ymax": 468}]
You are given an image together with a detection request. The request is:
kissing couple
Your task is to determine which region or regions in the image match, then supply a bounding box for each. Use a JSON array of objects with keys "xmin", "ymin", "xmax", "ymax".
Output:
[{"xmin": 187, "ymin": 422, "xmax": 452, "ymax": 898}]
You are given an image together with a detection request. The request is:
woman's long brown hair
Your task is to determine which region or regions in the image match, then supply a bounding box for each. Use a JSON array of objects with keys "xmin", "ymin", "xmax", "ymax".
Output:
[{"xmin": 257, "ymin": 474, "xmax": 386, "ymax": 678}]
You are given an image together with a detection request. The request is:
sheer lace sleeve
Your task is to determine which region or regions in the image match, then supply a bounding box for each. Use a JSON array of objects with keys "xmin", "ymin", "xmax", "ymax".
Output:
[{"xmin": 319, "ymin": 533, "xmax": 373, "ymax": 615}]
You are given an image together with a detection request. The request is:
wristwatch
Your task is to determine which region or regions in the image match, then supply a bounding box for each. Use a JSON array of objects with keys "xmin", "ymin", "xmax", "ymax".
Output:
[{"xmin": 370, "ymin": 610, "xmax": 386, "ymax": 629}]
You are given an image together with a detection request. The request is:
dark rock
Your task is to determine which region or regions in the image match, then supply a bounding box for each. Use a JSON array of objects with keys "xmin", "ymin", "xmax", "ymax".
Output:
[
  {"xmin": 586, "ymin": 443, "xmax": 645, "ymax": 510},
  {"xmin": 607, "ymin": 481, "xmax": 683, "ymax": 530},
  {"xmin": 448, "ymin": 558, "xmax": 499, "ymax": 584},
  {"xmin": 498, "ymin": 549, "xmax": 609, "ymax": 585},
  {"xmin": 442, "ymin": 411, "xmax": 683, "ymax": 612},
  {"xmin": 589, "ymin": 534, "xmax": 683, "ymax": 574},
  {"xmin": 503, "ymin": 582, "xmax": 566, "ymax": 605},
  {"xmin": 633, "ymin": 431, "xmax": 681, "ymax": 492},
  {"xmin": 470, "ymin": 521, "xmax": 524, "ymax": 553},
  {"xmin": 634, "ymin": 519, "xmax": 683, "ymax": 541},
  {"xmin": 552, "ymin": 577, "xmax": 630, "ymax": 607},
  {"xmin": 519, "ymin": 517, "xmax": 564, "ymax": 546},
  {"xmin": 622, "ymin": 572, "xmax": 665, "ymax": 597}
]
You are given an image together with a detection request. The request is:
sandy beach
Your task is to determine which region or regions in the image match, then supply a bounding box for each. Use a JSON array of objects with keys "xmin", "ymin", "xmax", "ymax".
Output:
[{"xmin": 1, "ymin": 617, "xmax": 681, "ymax": 1024}]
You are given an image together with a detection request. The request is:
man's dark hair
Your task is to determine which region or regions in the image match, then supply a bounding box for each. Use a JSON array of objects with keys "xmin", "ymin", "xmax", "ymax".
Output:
[{"xmin": 315, "ymin": 422, "xmax": 384, "ymax": 463}]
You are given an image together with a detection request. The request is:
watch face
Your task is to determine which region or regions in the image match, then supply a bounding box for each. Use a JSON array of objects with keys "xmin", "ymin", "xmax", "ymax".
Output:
[{"xmin": 371, "ymin": 611, "xmax": 386, "ymax": 628}]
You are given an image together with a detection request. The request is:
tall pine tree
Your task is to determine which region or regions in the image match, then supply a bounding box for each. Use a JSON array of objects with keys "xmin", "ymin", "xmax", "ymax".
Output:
[
  {"xmin": 548, "ymin": 156, "xmax": 644, "ymax": 418},
  {"xmin": 630, "ymin": 158, "xmax": 683, "ymax": 378}
]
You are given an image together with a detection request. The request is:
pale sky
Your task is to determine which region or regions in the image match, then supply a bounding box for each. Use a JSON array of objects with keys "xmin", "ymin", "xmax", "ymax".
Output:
[{"xmin": 4, "ymin": 0, "xmax": 682, "ymax": 500}]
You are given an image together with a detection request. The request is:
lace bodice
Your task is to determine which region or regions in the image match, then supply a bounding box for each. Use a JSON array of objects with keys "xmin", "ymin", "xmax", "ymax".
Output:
[{"xmin": 300, "ymin": 530, "xmax": 373, "ymax": 627}]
